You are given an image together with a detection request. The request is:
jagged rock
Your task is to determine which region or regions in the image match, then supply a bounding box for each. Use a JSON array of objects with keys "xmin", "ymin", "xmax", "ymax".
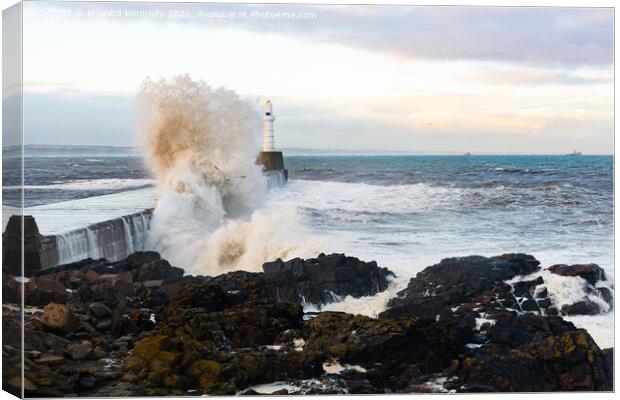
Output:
[
  {"xmin": 486, "ymin": 313, "xmax": 576, "ymax": 346},
  {"xmin": 67, "ymin": 342, "xmax": 93, "ymax": 361},
  {"xmin": 39, "ymin": 303, "xmax": 80, "ymax": 333},
  {"xmin": 25, "ymin": 276, "xmax": 69, "ymax": 306},
  {"xmin": 262, "ymin": 253, "xmax": 394, "ymax": 306},
  {"xmin": 537, "ymin": 298, "xmax": 552, "ymax": 309},
  {"xmin": 561, "ymin": 300, "xmax": 600, "ymax": 315},
  {"xmin": 9, "ymin": 250, "xmax": 613, "ymax": 395},
  {"xmin": 520, "ymin": 330, "xmax": 611, "ymax": 390},
  {"xmin": 113, "ymin": 252, "xmax": 185, "ymax": 282},
  {"xmin": 380, "ymin": 254, "xmax": 540, "ymax": 319},
  {"xmin": 447, "ymin": 328, "xmax": 610, "ymax": 391},
  {"xmin": 535, "ymin": 286, "xmax": 548, "ymax": 299},
  {"xmin": 520, "ymin": 298, "xmax": 539, "ymax": 312},
  {"xmin": 37, "ymin": 353, "xmax": 66, "ymax": 365},
  {"xmin": 89, "ymin": 302, "xmax": 113, "ymax": 318},
  {"xmin": 157, "ymin": 284, "xmax": 245, "ymax": 321},
  {"xmin": 208, "ymin": 253, "xmax": 393, "ymax": 307},
  {"xmin": 2, "ymin": 273, "xmax": 21, "ymax": 304},
  {"xmin": 512, "ymin": 276, "xmax": 544, "ymax": 297},
  {"xmin": 595, "ymin": 287, "xmax": 613, "ymax": 307},
  {"xmin": 123, "ymin": 300, "xmax": 312, "ymax": 395},
  {"xmin": 547, "ymin": 264, "xmax": 606, "ymax": 285}
]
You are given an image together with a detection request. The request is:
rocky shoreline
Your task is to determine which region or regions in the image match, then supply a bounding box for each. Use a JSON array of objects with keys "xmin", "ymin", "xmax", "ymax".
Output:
[{"xmin": 2, "ymin": 252, "xmax": 614, "ymax": 396}]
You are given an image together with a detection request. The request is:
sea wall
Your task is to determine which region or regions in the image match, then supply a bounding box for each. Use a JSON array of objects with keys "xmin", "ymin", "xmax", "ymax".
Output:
[{"xmin": 2, "ymin": 210, "xmax": 152, "ymax": 276}]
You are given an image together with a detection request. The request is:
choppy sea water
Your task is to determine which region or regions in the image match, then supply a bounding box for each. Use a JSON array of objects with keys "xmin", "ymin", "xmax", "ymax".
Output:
[
  {"xmin": 279, "ymin": 155, "xmax": 613, "ymax": 275},
  {"xmin": 2, "ymin": 147, "xmax": 614, "ymax": 347}
]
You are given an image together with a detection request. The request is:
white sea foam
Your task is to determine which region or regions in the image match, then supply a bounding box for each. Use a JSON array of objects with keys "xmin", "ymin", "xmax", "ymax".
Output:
[
  {"xmin": 564, "ymin": 314, "xmax": 614, "ymax": 349},
  {"xmin": 504, "ymin": 269, "xmax": 614, "ymax": 348},
  {"xmin": 6, "ymin": 178, "xmax": 154, "ymax": 191},
  {"xmin": 505, "ymin": 270, "xmax": 613, "ymax": 315},
  {"xmin": 140, "ymin": 75, "xmax": 324, "ymax": 275},
  {"xmin": 302, "ymin": 275, "xmax": 408, "ymax": 317},
  {"xmin": 322, "ymin": 360, "xmax": 367, "ymax": 374},
  {"xmin": 243, "ymin": 382, "xmax": 299, "ymax": 394},
  {"xmin": 272, "ymin": 179, "xmax": 463, "ymax": 214}
]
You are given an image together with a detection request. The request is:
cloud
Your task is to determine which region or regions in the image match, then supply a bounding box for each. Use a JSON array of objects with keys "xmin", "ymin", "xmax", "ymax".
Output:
[
  {"xmin": 27, "ymin": 3, "xmax": 613, "ymax": 66},
  {"xmin": 272, "ymin": 95, "xmax": 613, "ymax": 154},
  {"xmin": 466, "ymin": 66, "xmax": 613, "ymax": 86}
]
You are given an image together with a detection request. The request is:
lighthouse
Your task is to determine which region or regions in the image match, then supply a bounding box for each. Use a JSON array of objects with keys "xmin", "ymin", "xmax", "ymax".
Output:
[
  {"xmin": 263, "ymin": 100, "xmax": 275, "ymax": 151},
  {"xmin": 257, "ymin": 100, "xmax": 288, "ymax": 183}
]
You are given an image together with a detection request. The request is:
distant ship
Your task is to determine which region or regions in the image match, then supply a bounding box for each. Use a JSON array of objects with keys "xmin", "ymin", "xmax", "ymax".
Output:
[
  {"xmin": 462, "ymin": 152, "xmax": 471, "ymax": 157},
  {"xmin": 567, "ymin": 150, "xmax": 582, "ymax": 156}
]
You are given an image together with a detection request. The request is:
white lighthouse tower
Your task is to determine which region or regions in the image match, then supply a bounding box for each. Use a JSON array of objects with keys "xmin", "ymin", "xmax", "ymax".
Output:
[
  {"xmin": 263, "ymin": 100, "xmax": 275, "ymax": 151},
  {"xmin": 257, "ymin": 100, "xmax": 287, "ymax": 183}
]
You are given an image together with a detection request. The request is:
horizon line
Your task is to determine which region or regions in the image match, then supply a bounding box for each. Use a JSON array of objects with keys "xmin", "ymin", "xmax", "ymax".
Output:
[{"xmin": 2, "ymin": 144, "xmax": 613, "ymax": 157}]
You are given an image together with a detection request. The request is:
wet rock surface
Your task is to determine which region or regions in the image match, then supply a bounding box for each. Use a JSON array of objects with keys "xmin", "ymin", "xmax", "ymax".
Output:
[{"xmin": 2, "ymin": 251, "xmax": 613, "ymax": 396}]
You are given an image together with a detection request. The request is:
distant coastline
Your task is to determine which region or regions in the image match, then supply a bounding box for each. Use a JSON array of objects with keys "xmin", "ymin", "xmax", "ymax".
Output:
[{"xmin": 3, "ymin": 144, "xmax": 612, "ymax": 157}]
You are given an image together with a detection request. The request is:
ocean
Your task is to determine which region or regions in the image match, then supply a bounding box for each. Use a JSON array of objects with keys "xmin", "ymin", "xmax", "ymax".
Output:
[{"xmin": 2, "ymin": 146, "xmax": 614, "ymax": 346}]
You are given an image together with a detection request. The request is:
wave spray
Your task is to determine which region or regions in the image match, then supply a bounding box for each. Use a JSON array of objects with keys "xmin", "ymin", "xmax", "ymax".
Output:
[{"xmin": 139, "ymin": 75, "xmax": 323, "ymax": 275}]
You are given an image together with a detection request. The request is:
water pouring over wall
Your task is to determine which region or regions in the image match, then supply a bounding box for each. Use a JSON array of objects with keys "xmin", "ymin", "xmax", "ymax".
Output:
[{"xmin": 55, "ymin": 210, "xmax": 152, "ymax": 265}]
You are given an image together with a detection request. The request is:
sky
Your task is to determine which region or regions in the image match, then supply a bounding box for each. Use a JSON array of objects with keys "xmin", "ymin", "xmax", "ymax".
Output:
[{"xmin": 6, "ymin": 1, "xmax": 615, "ymax": 153}]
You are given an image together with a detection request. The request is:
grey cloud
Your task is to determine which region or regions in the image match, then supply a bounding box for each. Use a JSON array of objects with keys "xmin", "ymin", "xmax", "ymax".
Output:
[{"xmin": 35, "ymin": 2, "xmax": 614, "ymax": 66}]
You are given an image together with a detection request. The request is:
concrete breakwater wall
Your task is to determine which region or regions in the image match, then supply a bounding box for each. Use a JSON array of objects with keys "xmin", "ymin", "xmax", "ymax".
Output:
[
  {"xmin": 2, "ymin": 209, "xmax": 152, "ymax": 276},
  {"xmin": 2, "ymin": 166, "xmax": 288, "ymax": 276}
]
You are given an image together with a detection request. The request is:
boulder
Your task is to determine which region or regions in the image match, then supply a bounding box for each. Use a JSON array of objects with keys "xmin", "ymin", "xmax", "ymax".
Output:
[
  {"xmin": 262, "ymin": 253, "xmax": 394, "ymax": 306},
  {"xmin": 39, "ymin": 303, "xmax": 80, "ymax": 333},
  {"xmin": 207, "ymin": 254, "xmax": 394, "ymax": 308},
  {"xmin": 381, "ymin": 254, "xmax": 540, "ymax": 319},
  {"xmin": 25, "ymin": 276, "xmax": 68, "ymax": 306},
  {"xmin": 595, "ymin": 287, "xmax": 613, "ymax": 308},
  {"xmin": 89, "ymin": 302, "xmax": 113, "ymax": 318},
  {"xmin": 67, "ymin": 342, "xmax": 93, "ymax": 361},
  {"xmin": 512, "ymin": 276, "xmax": 544, "ymax": 297},
  {"xmin": 561, "ymin": 300, "xmax": 600, "ymax": 316},
  {"xmin": 547, "ymin": 264, "xmax": 606, "ymax": 285},
  {"xmin": 2, "ymin": 273, "xmax": 21, "ymax": 304},
  {"xmin": 157, "ymin": 284, "xmax": 245, "ymax": 321}
]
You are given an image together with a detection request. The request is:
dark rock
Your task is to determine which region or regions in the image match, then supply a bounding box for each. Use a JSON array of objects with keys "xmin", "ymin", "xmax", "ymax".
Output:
[
  {"xmin": 381, "ymin": 254, "xmax": 541, "ymax": 319},
  {"xmin": 535, "ymin": 286, "xmax": 548, "ymax": 299},
  {"xmin": 547, "ymin": 264, "xmax": 606, "ymax": 285},
  {"xmin": 497, "ymin": 293, "xmax": 519, "ymax": 309},
  {"xmin": 595, "ymin": 287, "xmax": 613, "ymax": 308},
  {"xmin": 520, "ymin": 330, "xmax": 611, "ymax": 390},
  {"xmin": 602, "ymin": 348, "xmax": 613, "ymax": 381},
  {"xmin": 537, "ymin": 298, "xmax": 552, "ymax": 309},
  {"xmin": 157, "ymin": 284, "xmax": 245, "ymax": 321},
  {"xmin": 207, "ymin": 254, "xmax": 394, "ymax": 308},
  {"xmin": 2, "ymin": 273, "xmax": 21, "ymax": 304},
  {"xmin": 544, "ymin": 307, "xmax": 559, "ymax": 316},
  {"xmin": 37, "ymin": 353, "xmax": 66, "ymax": 365},
  {"xmin": 487, "ymin": 313, "xmax": 575, "ymax": 346},
  {"xmin": 520, "ymin": 298, "xmax": 539, "ymax": 312},
  {"xmin": 79, "ymin": 374, "xmax": 97, "ymax": 390},
  {"xmin": 96, "ymin": 319, "xmax": 113, "ymax": 331},
  {"xmin": 561, "ymin": 300, "xmax": 600, "ymax": 315},
  {"xmin": 67, "ymin": 342, "xmax": 93, "ymax": 360},
  {"xmin": 114, "ymin": 252, "xmax": 185, "ymax": 282},
  {"xmin": 10, "ymin": 249, "xmax": 613, "ymax": 395},
  {"xmin": 89, "ymin": 302, "xmax": 113, "ymax": 318},
  {"xmin": 262, "ymin": 253, "xmax": 394, "ymax": 306},
  {"xmin": 451, "ymin": 328, "xmax": 611, "ymax": 391},
  {"xmin": 512, "ymin": 276, "xmax": 544, "ymax": 297},
  {"xmin": 25, "ymin": 276, "xmax": 69, "ymax": 306}
]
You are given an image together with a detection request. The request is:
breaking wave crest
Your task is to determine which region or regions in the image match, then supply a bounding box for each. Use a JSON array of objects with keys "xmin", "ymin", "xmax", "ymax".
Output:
[{"xmin": 139, "ymin": 75, "xmax": 323, "ymax": 275}]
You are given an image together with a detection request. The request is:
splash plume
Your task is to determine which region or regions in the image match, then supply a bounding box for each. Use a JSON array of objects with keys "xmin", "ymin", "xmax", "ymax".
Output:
[{"xmin": 138, "ymin": 75, "xmax": 322, "ymax": 274}]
